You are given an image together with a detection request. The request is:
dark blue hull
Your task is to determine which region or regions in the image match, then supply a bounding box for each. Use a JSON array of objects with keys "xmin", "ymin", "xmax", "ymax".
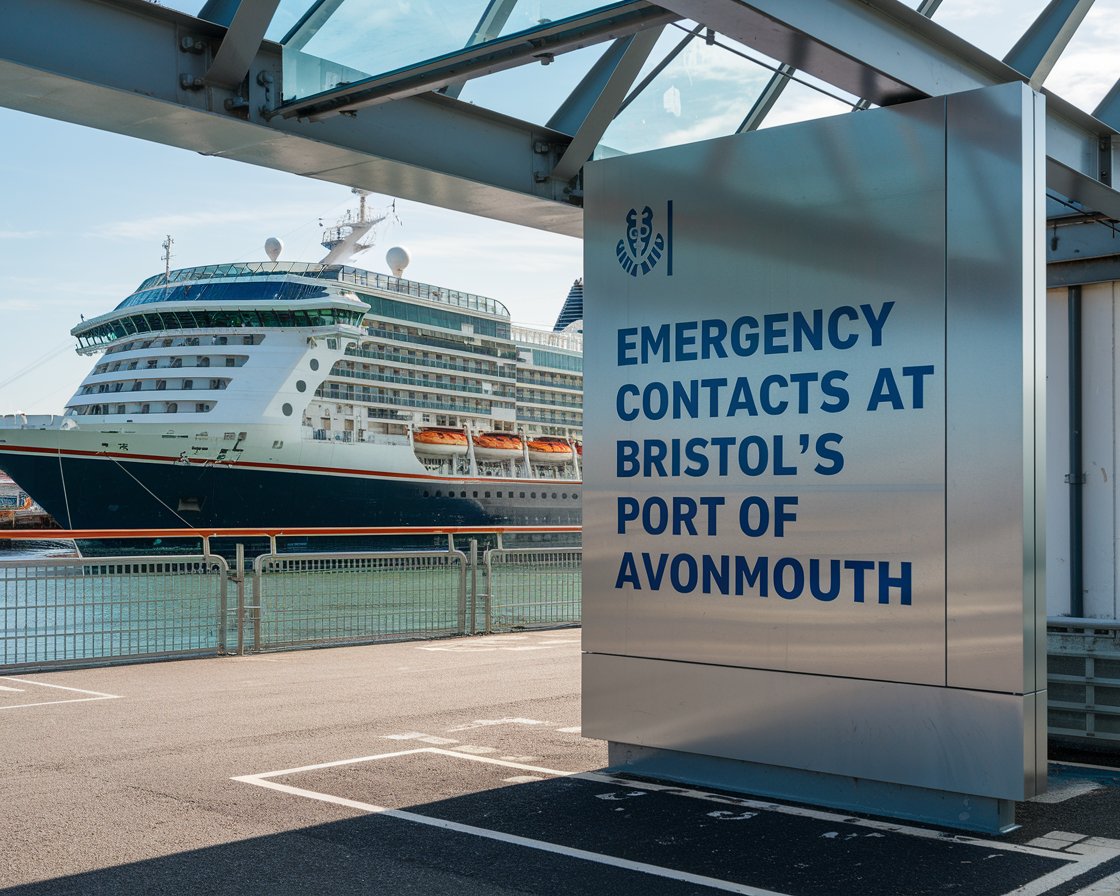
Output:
[{"xmin": 0, "ymin": 451, "xmax": 582, "ymax": 531}]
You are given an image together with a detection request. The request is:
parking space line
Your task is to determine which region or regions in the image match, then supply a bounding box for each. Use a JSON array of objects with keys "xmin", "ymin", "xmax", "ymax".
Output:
[
  {"xmin": 0, "ymin": 678, "xmax": 121, "ymax": 710},
  {"xmin": 234, "ymin": 751, "xmax": 785, "ymax": 896},
  {"xmin": 235, "ymin": 748, "xmax": 1120, "ymax": 896}
]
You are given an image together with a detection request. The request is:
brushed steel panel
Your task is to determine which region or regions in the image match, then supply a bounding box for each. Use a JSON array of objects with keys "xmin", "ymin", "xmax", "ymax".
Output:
[
  {"xmin": 583, "ymin": 653, "xmax": 1036, "ymax": 800},
  {"xmin": 945, "ymin": 83, "xmax": 1046, "ymax": 695},
  {"xmin": 583, "ymin": 95, "xmax": 949, "ymax": 685}
]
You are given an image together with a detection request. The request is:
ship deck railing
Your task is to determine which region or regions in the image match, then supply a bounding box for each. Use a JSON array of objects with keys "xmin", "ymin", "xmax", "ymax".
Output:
[
  {"xmin": 0, "ymin": 526, "xmax": 581, "ymax": 672},
  {"xmin": 133, "ymin": 262, "xmax": 512, "ymax": 320}
]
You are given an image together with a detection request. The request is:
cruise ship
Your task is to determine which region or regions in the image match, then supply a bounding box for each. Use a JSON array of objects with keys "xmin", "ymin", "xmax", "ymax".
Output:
[{"xmin": 0, "ymin": 195, "xmax": 582, "ymax": 532}]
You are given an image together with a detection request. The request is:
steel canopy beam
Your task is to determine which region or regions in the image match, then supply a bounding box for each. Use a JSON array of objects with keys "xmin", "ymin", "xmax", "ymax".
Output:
[
  {"xmin": 659, "ymin": 0, "xmax": 1120, "ymax": 219},
  {"xmin": 1003, "ymin": 0, "xmax": 1095, "ymax": 89},
  {"xmin": 275, "ymin": 3, "xmax": 679, "ymax": 120},
  {"xmin": 203, "ymin": 0, "xmax": 282, "ymax": 89},
  {"xmin": 0, "ymin": 0, "xmax": 583, "ymax": 236}
]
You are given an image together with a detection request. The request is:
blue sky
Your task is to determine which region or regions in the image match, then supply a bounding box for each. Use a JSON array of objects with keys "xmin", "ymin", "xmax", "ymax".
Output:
[{"xmin": 1, "ymin": 0, "xmax": 1117, "ymax": 414}]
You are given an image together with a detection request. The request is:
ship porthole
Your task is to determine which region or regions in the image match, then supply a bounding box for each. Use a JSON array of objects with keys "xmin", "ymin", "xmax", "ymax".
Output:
[
  {"xmin": 296, "ymin": 380, "xmax": 306, "ymax": 392},
  {"xmin": 309, "ymin": 358, "xmax": 320, "ymax": 371},
  {"xmin": 282, "ymin": 403, "xmax": 293, "ymax": 416}
]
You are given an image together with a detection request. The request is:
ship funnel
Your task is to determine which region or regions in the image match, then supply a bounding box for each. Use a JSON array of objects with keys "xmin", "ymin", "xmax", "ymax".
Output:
[
  {"xmin": 265, "ymin": 237, "xmax": 284, "ymax": 261},
  {"xmin": 386, "ymin": 246, "xmax": 410, "ymax": 277}
]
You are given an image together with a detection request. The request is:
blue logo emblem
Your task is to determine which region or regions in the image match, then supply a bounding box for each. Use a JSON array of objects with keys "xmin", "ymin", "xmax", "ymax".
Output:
[{"xmin": 616, "ymin": 206, "xmax": 666, "ymax": 277}]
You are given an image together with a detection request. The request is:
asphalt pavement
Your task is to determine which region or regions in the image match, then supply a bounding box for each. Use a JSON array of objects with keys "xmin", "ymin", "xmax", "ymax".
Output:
[{"xmin": 3, "ymin": 631, "xmax": 1120, "ymax": 896}]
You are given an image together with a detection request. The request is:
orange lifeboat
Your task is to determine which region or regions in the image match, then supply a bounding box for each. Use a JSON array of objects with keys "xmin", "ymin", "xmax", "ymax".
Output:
[
  {"xmin": 413, "ymin": 427, "xmax": 469, "ymax": 457},
  {"xmin": 472, "ymin": 431, "xmax": 523, "ymax": 462},
  {"xmin": 527, "ymin": 436, "xmax": 574, "ymax": 465}
]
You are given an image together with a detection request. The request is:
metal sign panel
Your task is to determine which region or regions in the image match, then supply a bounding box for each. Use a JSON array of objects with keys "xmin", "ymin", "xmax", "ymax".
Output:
[{"xmin": 582, "ymin": 83, "xmax": 1046, "ymax": 809}]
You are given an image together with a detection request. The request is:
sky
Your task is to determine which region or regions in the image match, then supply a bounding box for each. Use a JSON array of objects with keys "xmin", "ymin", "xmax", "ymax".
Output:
[{"xmin": 1, "ymin": 0, "xmax": 1118, "ymax": 414}]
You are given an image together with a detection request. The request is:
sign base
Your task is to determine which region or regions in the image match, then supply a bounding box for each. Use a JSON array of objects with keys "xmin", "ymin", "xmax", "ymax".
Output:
[{"xmin": 607, "ymin": 741, "xmax": 1018, "ymax": 835}]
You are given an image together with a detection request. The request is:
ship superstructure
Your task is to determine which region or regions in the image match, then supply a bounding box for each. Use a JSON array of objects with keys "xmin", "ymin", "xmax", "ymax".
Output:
[{"xmin": 0, "ymin": 195, "xmax": 582, "ymax": 531}]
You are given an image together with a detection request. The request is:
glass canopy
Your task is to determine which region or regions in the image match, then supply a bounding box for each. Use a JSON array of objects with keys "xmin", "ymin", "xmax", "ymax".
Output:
[{"xmin": 261, "ymin": 0, "xmax": 1056, "ymax": 164}]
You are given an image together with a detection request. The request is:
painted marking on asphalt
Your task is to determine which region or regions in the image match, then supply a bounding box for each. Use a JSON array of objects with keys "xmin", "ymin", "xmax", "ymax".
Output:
[
  {"xmin": 233, "ymin": 748, "xmax": 1120, "ymax": 896},
  {"xmin": 448, "ymin": 718, "xmax": 549, "ymax": 732},
  {"xmin": 556, "ymin": 726, "xmax": 581, "ymax": 734},
  {"xmin": 1031, "ymin": 779, "xmax": 1104, "ymax": 804},
  {"xmin": 0, "ymin": 678, "xmax": 121, "ymax": 710},
  {"xmin": 417, "ymin": 636, "xmax": 580, "ymax": 653},
  {"xmin": 1072, "ymin": 867, "xmax": 1120, "ymax": 894},
  {"xmin": 0, "ymin": 685, "xmax": 25, "ymax": 692},
  {"xmin": 234, "ymin": 749, "xmax": 785, "ymax": 896}
]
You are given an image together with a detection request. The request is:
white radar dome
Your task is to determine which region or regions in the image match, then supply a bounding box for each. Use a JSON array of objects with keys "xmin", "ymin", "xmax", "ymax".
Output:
[
  {"xmin": 386, "ymin": 246, "xmax": 410, "ymax": 277},
  {"xmin": 264, "ymin": 237, "xmax": 284, "ymax": 261}
]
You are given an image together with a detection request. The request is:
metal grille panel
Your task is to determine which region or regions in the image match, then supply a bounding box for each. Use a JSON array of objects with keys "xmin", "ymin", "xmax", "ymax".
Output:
[
  {"xmin": 1048, "ymin": 621, "xmax": 1120, "ymax": 743},
  {"xmin": 484, "ymin": 547, "xmax": 581, "ymax": 632},
  {"xmin": 249, "ymin": 551, "xmax": 468, "ymax": 651},
  {"xmin": 1, "ymin": 555, "xmax": 228, "ymax": 670}
]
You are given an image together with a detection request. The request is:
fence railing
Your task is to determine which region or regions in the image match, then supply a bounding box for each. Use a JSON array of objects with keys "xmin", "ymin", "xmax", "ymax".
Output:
[
  {"xmin": 1, "ymin": 553, "xmax": 228, "ymax": 670},
  {"xmin": 1047, "ymin": 616, "xmax": 1120, "ymax": 744},
  {"xmin": 0, "ymin": 527, "xmax": 581, "ymax": 671}
]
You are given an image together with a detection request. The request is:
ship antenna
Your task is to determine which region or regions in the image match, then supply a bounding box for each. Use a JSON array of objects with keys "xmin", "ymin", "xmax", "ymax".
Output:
[{"xmin": 161, "ymin": 234, "xmax": 174, "ymax": 283}]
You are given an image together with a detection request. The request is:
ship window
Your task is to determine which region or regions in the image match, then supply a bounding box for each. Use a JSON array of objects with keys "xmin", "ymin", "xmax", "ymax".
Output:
[
  {"xmin": 116, "ymin": 405, "xmax": 126, "ymax": 414},
  {"xmin": 434, "ymin": 490, "xmax": 441, "ymax": 497},
  {"xmin": 484, "ymin": 491, "xmax": 491, "ymax": 498},
  {"xmin": 310, "ymin": 358, "xmax": 320, "ymax": 371},
  {"xmin": 225, "ymin": 357, "xmax": 235, "ymax": 367},
  {"xmin": 520, "ymin": 492, "xmax": 525, "ymax": 499},
  {"xmin": 423, "ymin": 491, "xmax": 430, "ymax": 498},
  {"xmin": 552, "ymin": 493, "xmax": 557, "ymax": 499},
  {"xmin": 195, "ymin": 403, "xmax": 211, "ymax": 412},
  {"xmin": 272, "ymin": 440, "xmax": 283, "ymax": 449},
  {"xmin": 167, "ymin": 403, "xmax": 178, "ymax": 413},
  {"xmin": 296, "ymin": 380, "xmax": 306, "ymax": 392},
  {"xmin": 472, "ymin": 491, "xmax": 478, "ymax": 498},
  {"xmin": 242, "ymin": 335, "xmax": 253, "ymax": 345},
  {"xmin": 199, "ymin": 356, "xmax": 210, "ymax": 367},
  {"xmin": 183, "ymin": 380, "xmax": 193, "ymax": 390},
  {"xmin": 531, "ymin": 492, "xmax": 537, "ymax": 499},
  {"xmin": 216, "ymin": 336, "xmax": 228, "ymax": 345},
  {"xmin": 282, "ymin": 403, "xmax": 293, "ymax": 416},
  {"xmin": 141, "ymin": 404, "xmax": 150, "ymax": 414}
]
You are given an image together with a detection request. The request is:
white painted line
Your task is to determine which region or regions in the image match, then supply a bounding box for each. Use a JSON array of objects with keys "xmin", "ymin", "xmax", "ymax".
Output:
[
  {"xmin": 0, "ymin": 678, "xmax": 121, "ymax": 710},
  {"xmin": 233, "ymin": 772, "xmax": 787, "ymax": 896},
  {"xmin": 449, "ymin": 745, "xmax": 499, "ymax": 755},
  {"xmin": 448, "ymin": 718, "xmax": 548, "ymax": 732},
  {"xmin": 504, "ymin": 776, "xmax": 544, "ymax": 784},
  {"xmin": 556, "ymin": 726, "xmax": 582, "ymax": 734},
  {"xmin": 0, "ymin": 685, "xmax": 25, "ymax": 692},
  {"xmin": 998, "ymin": 846, "xmax": 1119, "ymax": 896},
  {"xmin": 4, "ymin": 678, "xmax": 120, "ymax": 698},
  {"xmin": 1031, "ymin": 780, "xmax": 1103, "ymax": 804},
  {"xmin": 1070, "ymin": 867, "xmax": 1120, "ymax": 895},
  {"xmin": 238, "ymin": 748, "xmax": 1091, "ymax": 864},
  {"xmin": 574, "ymin": 772, "xmax": 1085, "ymax": 861}
]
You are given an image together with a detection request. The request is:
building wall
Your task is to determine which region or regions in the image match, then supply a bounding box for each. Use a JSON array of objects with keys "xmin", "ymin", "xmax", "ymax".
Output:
[{"xmin": 1046, "ymin": 281, "xmax": 1120, "ymax": 619}]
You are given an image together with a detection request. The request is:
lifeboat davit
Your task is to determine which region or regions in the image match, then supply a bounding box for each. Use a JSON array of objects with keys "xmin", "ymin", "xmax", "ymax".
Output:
[
  {"xmin": 413, "ymin": 428, "xmax": 469, "ymax": 457},
  {"xmin": 472, "ymin": 431, "xmax": 524, "ymax": 461},
  {"xmin": 527, "ymin": 436, "xmax": 574, "ymax": 465}
]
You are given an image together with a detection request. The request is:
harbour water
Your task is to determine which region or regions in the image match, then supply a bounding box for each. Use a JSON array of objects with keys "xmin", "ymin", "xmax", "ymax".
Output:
[
  {"xmin": 1, "ymin": 536, "xmax": 581, "ymax": 668},
  {"xmin": 0, "ymin": 539, "xmax": 77, "ymax": 561}
]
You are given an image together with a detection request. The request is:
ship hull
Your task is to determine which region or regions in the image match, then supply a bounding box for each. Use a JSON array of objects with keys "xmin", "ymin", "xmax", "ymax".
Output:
[{"xmin": 0, "ymin": 447, "xmax": 581, "ymax": 531}]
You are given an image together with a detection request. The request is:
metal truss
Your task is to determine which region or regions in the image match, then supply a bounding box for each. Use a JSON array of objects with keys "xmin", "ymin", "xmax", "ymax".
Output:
[{"xmin": 2, "ymin": 0, "xmax": 1120, "ymax": 233}]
